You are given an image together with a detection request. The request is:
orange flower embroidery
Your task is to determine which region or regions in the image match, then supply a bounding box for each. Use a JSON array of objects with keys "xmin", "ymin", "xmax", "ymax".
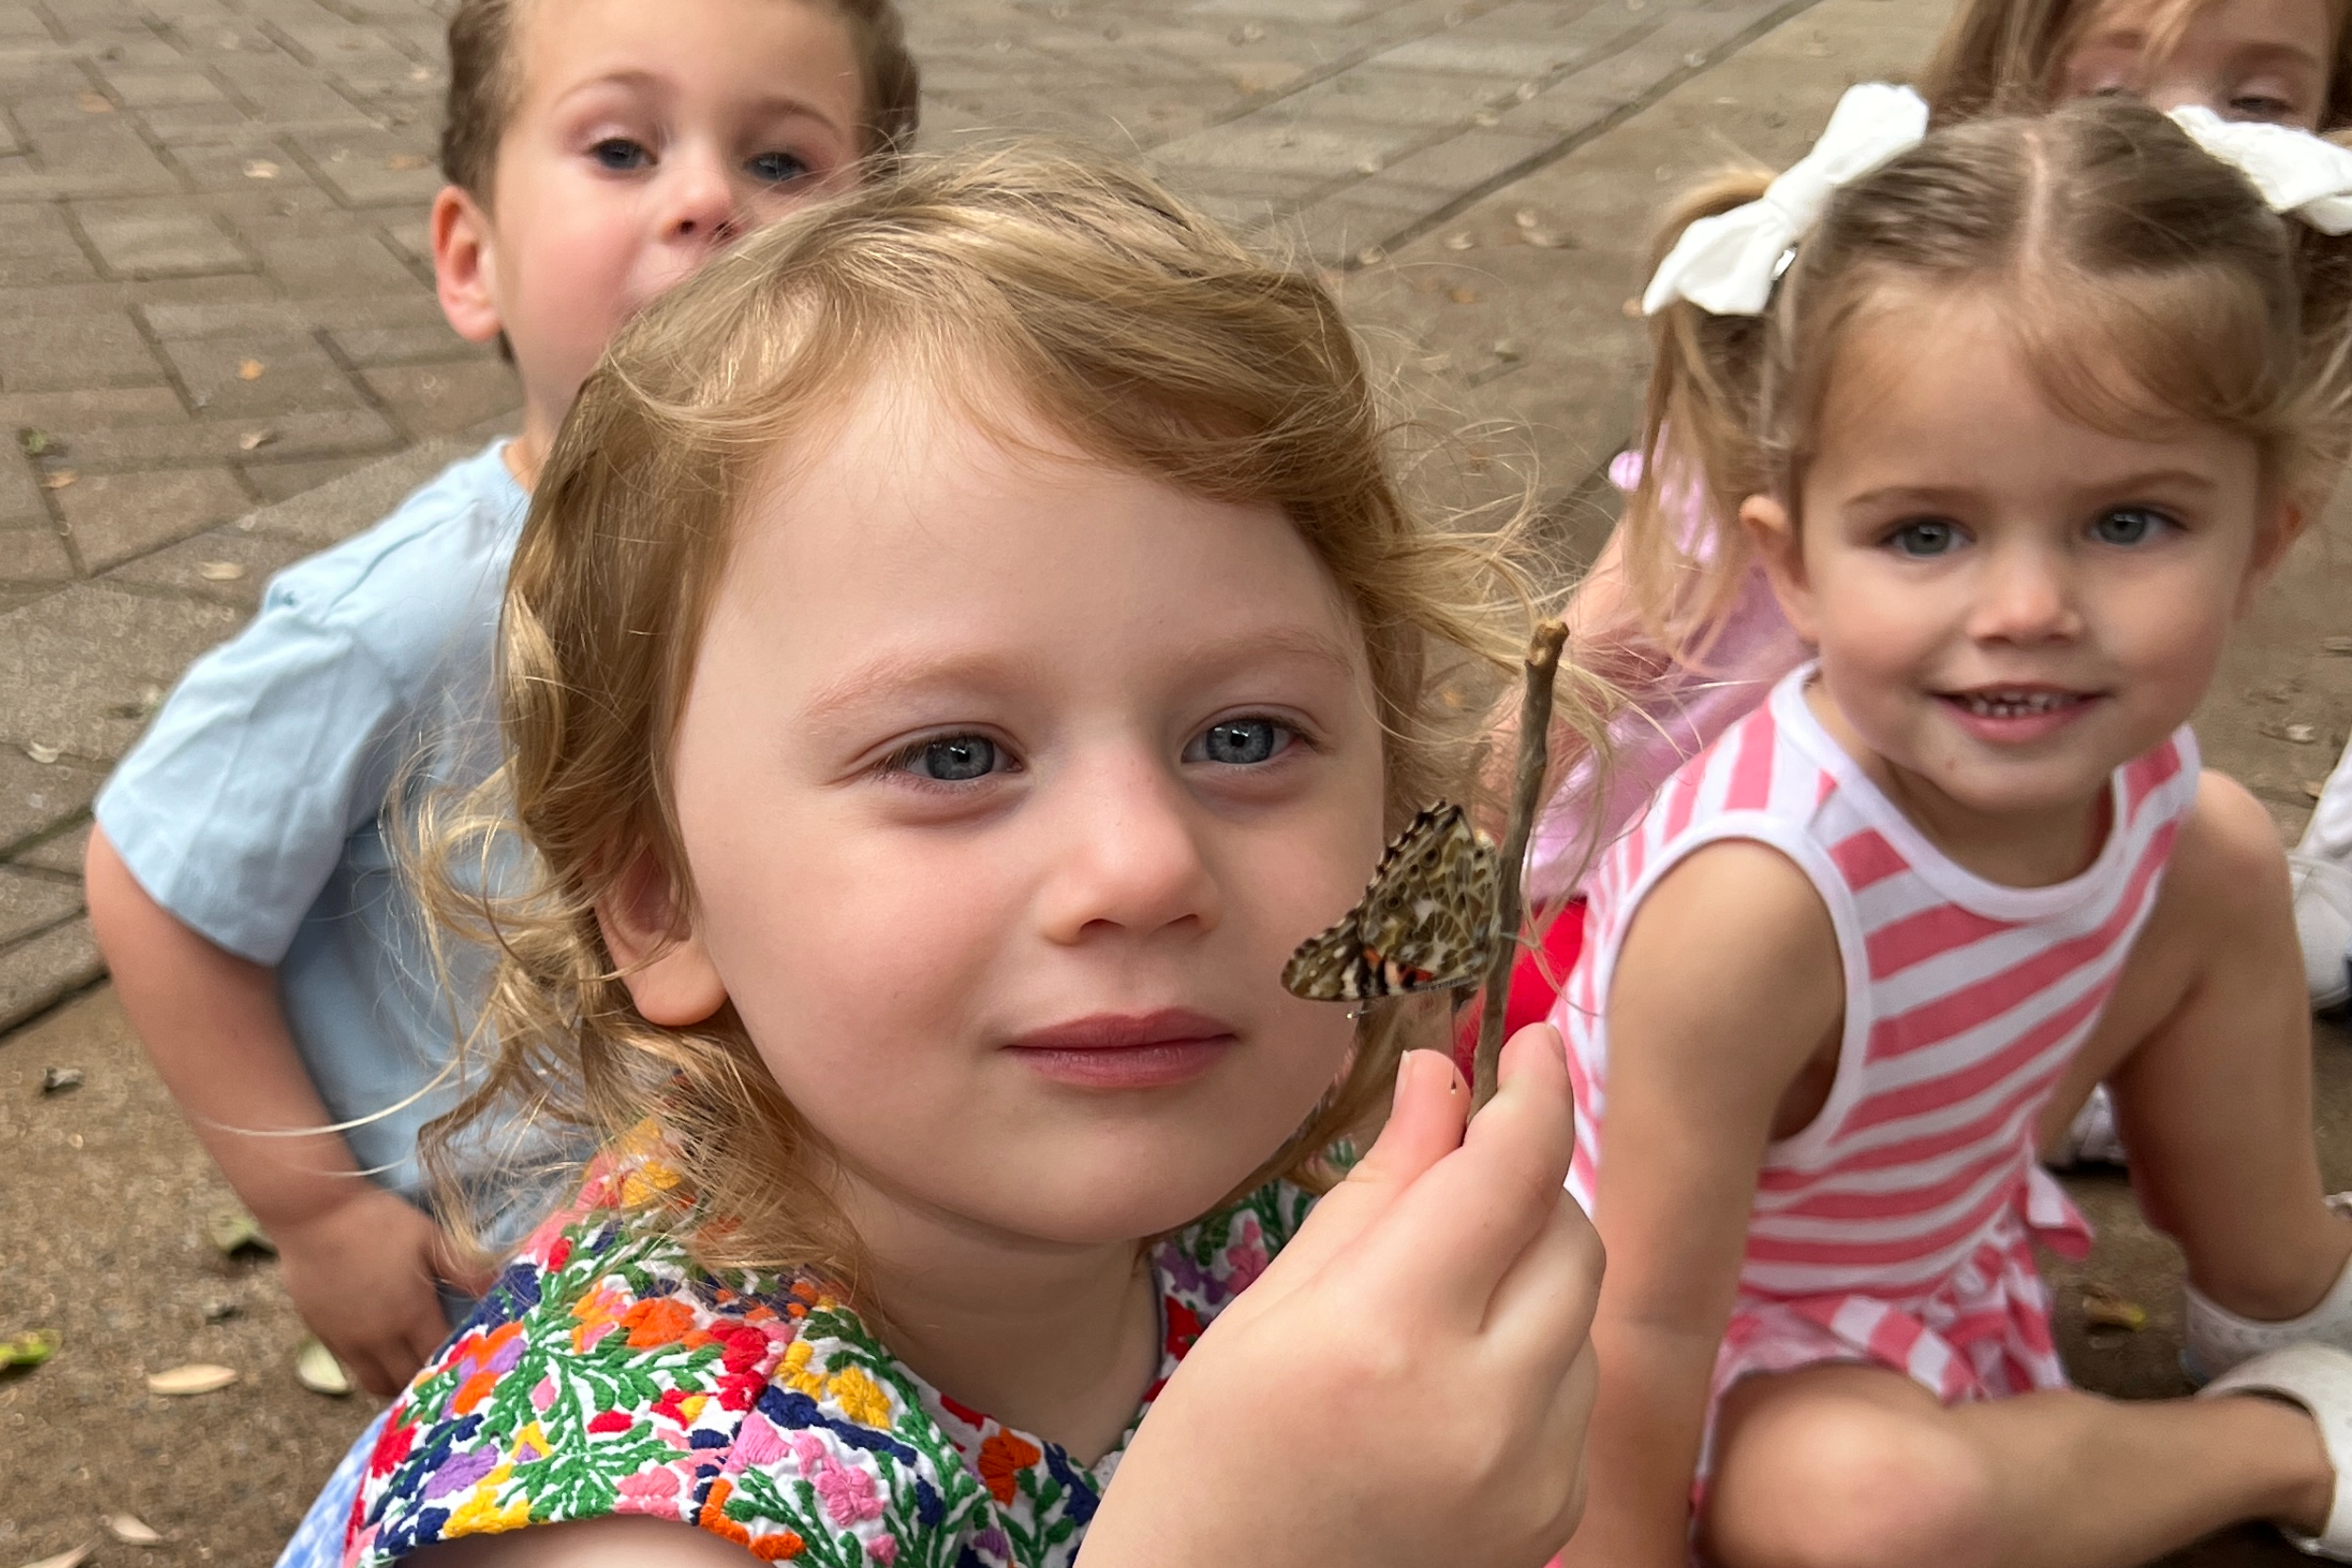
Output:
[
  {"xmin": 977, "ymin": 1431, "xmax": 1042, "ymax": 1505},
  {"xmin": 697, "ymin": 1477, "xmax": 752, "ymax": 1545},
  {"xmin": 622, "ymin": 1296, "xmax": 698, "ymax": 1348},
  {"xmin": 752, "ymin": 1532, "xmax": 807, "ymax": 1560},
  {"xmin": 450, "ymin": 1370, "xmax": 500, "ymax": 1416}
]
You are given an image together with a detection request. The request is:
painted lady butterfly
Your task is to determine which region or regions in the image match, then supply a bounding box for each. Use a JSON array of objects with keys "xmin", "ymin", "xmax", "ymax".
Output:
[{"xmin": 1282, "ymin": 802, "xmax": 1500, "ymax": 1001}]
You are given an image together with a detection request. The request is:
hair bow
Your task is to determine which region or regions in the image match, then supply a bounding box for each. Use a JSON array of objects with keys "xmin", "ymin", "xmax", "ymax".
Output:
[
  {"xmin": 1642, "ymin": 83, "xmax": 1930, "ymax": 317},
  {"xmin": 2167, "ymin": 107, "xmax": 2352, "ymax": 234}
]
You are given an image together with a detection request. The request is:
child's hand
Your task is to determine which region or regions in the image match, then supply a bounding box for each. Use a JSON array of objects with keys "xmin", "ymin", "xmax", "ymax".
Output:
[
  {"xmin": 1089, "ymin": 1025, "xmax": 1600, "ymax": 1568},
  {"xmin": 272, "ymin": 1186, "xmax": 493, "ymax": 1396}
]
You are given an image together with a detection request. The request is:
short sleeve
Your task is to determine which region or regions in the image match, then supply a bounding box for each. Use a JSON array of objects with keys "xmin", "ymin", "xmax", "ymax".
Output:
[{"xmin": 95, "ymin": 449, "xmax": 521, "ymax": 965}]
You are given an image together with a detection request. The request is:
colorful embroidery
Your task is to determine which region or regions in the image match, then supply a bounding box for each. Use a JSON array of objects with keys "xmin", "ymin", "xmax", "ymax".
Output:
[
  {"xmin": 347, "ymin": 1145, "xmax": 1311, "ymax": 1567},
  {"xmin": 1282, "ymin": 802, "xmax": 1499, "ymax": 1001}
]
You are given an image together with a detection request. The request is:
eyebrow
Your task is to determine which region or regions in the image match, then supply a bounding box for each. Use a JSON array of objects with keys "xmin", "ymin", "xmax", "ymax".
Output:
[
  {"xmin": 550, "ymin": 72, "xmax": 848, "ymax": 134},
  {"xmin": 798, "ymin": 625, "xmax": 1366, "ymax": 726},
  {"xmin": 1842, "ymin": 469, "xmax": 2221, "ymax": 510}
]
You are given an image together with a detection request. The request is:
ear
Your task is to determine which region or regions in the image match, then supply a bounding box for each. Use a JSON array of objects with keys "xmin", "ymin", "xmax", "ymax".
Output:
[
  {"xmin": 431, "ymin": 184, "xmax": 504, "ymax": 346},
  {"xmin": 594, "ymin": 848, "xmax": 729, "ymax": 1028},
  {"xmin": 2237, "ymin": 490, "xmax": 2307, "ymax": 616},
  {"xmin": 1741, "ymin": 493, "xmax": 1821, "ymax": 645}
]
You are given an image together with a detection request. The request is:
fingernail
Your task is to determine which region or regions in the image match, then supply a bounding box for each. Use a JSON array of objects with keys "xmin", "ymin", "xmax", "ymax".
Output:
[
  {"xmin": 1393, "ymin": 1049, "xmax": 1424, "ymax": 1106},
  {"xmin": 1446, "ymin": 1061, "xmax": 1464, "ymax": 1096}
]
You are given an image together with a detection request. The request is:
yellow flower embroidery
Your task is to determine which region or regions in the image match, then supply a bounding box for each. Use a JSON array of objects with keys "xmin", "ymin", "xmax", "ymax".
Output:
[
  {"xmin": 827, "ymin": 1365, "xmax": 892, "ymax": 1428},
  {"xmin": 510, "ymin": 1421, "xmax": 550, "ymax": 1463},
  {"xmin": 780, "ymin": 1338, "xmax": 823, "ymax": 1397},
  {"xmin": 618, "ymin": 1157, "xmax": 683, "ymax": 1208},
  {"xmin": 447, "ymin": 1466, "xmax": 531, "ymax": 1535}
]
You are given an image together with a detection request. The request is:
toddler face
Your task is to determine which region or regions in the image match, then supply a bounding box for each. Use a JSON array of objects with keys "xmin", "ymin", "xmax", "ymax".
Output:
[
  {"xmin": 660, "ymin": 376, "xmax": 1389, "ymax": 1249},
  {"xmin": 1768, "ymin": 293, "xmax": 2280, "ymax": 824},
  {"xmin": 458, "ymin": 0, "xmax": 866, "ymax": 455},
  {"xmin": 2059, "ymin": 0, "xmax": 2333, "ymax": 126}
]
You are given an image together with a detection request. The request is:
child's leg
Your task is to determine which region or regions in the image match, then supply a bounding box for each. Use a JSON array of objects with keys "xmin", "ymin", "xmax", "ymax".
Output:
[
  {"xmin": 1703, "ymin": 1363, "xmax": 2332, "ymax": 1568},
  {"xmin": 2036, "ymin": 772, "xmax": 2352, "ymax": 1320}
]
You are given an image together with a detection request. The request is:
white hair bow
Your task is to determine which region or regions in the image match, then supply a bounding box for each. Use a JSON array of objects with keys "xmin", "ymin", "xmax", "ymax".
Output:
[
  {"xmin": 1642, "ymin": 82, "xmax": 1929, "ymax": 317},
  {"xmin": 2167, "ymin": 106, "xmax": 2352, "ymax": 234}
]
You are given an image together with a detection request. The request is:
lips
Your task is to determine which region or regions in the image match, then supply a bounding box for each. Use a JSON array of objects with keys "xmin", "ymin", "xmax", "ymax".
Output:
[
  {"xmin": 1005, "ymin": 1008, "xmax": 1238, "ymax": 1090},
  {"xmin": 1947, "ymin": 687, "xmax": 2091, "ymax": 719},
  {"xmin": 1935, "ymin": 682, "xmax": 2103, "ymax": 744}
]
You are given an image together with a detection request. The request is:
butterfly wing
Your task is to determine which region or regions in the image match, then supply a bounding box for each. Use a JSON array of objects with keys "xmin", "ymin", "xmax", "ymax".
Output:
[{"xmin": 1282, "ymin": 803, "xmax": 1500, "ymax": 1001}]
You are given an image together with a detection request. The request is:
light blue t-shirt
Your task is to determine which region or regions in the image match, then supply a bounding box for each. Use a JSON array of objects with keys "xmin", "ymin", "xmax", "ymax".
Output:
[{"xmin": 97, "ymin": 441, "xmax": 532, "ymax": 1211}]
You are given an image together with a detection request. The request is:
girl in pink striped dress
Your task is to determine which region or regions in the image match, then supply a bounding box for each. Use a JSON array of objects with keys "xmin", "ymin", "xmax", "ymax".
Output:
[{"xmin": 1557, "ymin": 93, "xmax": 2352, "ymax": 1568}]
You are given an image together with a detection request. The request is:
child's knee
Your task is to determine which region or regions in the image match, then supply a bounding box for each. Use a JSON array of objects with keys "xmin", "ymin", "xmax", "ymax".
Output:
[{"xmin": 1711, "ymin": 1395, "xmax": 2001, "ymax": 1568}]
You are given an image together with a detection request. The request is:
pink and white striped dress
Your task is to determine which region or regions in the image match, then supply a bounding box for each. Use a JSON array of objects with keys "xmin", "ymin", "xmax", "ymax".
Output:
[{"xmin": 1559, "ymin": 665, "xmax": 2200, "ymax": 1422}]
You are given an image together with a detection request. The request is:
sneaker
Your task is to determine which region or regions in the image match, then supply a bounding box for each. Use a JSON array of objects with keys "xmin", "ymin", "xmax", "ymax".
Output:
[
  {"xmin": 2046, "ymin": 1084, "xmax": 2128, "ymax": 1170},
  {"xmin": 2184, "ymin": 1193, "xmax": 2352, "ymax": 1384},
  {"xmin": 2202, "ymin": 1344, "xmax": 2352, "ymax": 1559},
  {"xmin": 2291, "ymin": 852, "xmax": 2352, "ymax": 1013}
]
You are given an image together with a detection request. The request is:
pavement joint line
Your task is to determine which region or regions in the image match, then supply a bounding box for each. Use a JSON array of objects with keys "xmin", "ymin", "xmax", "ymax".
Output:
[{"xmin": 1333, "ymin": 0, "xmax": 1832, "ymax": 268}]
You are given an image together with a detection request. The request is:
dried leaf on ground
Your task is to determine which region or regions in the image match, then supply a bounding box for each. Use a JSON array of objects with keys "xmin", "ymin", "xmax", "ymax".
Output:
[
  {"xmin": 2081, "ymin": 1283, "xmax": 2147, "ymax": 1331},
  {"xmin": 242, "ymin": 159, "xmax": 279, "ymax": 180},
  {"xmin": 238, "ymin": 359, "xmax": 265, "ymax": 380},
  {"xmin": 198, "ymin": 560, "xmax": 247, "ymax": 582},
  {"xmin": 1514, "ymin": 208, "xmax": 1540, "ymax": 229},
  {"xmin": 0, "ymin": 1330, "xmax": 57, "ymax": 1368},
  {"xmin": 147, "ymin": 1362, "xmax": 238, "ymax": 1395},
  {"xmin": 1443, "ymin": 232, "xmax": 1475, "ymax": 252},
  {"xmin": 238, "ymin": 429, "xmax": 275, "ymax": 450},
  {"xmin": 2262, "ymin": 720, "xmax": 2319, "ymax": 744},
  {"xmin": 15, "ymin": 1543, "xmax": 94, "ymax": 1568},
  {"xmin": 23, "ymin": 743, "xmax": 60, "ymax": 765},
  {"xmin": 202, "ymin": 1298, "xmax": 240, "ymax": 1323},
  {"xmin": 38, "ymin": 469, "xmax": 76, "ymax": 490},
  {"xmin": 75, "ymin": 91, "xmax": 113, "ymax": 113},
  {"xmin": 39, "ymin": 1066, "xmax": 81, "ymax": 1094},
  {"xmin": 206, "ymin": 1207, "xmax": 275, "ymax": 1257},
  {"xmin": 1491, "ymin": 338, "xmax": 1522, "ymax": 361},
  {"xmin": 105, "ymin": 1514, "xmax": 163, "ymax": 1547},
  {"xmin": 296, "ymin": 1335, "xmax": 353, "ymax": 1396},
  {"xmin": 1354, "ymin": 245, "xmax": 1386, "ymax": 267},
  {"xmin": 1448, "ymin": 285, "xmax": 1480, "ymax": 304},
  {"xmin": 1522, "ymin": 228, "xmax": 1570, "ymax": 248}
]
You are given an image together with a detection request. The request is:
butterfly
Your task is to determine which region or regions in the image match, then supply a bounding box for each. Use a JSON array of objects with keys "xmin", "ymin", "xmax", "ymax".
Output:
[{"xmin": 1282, "ymin": 802, "xmax": 1500, "ymax": 1001}]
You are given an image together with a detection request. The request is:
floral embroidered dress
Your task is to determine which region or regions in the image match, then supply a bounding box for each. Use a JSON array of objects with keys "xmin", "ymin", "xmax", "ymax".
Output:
[{"xmin": 345, "ymin": 1136, "xmax": 1309, "ymax": 1567}]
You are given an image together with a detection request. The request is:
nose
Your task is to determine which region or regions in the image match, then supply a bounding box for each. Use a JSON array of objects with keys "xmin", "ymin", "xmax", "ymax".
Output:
[
  {"xmin": 661, "ymin": 143, "xmax": 743, "ymax": 247},
  {"xmin": 1035, "ymin": 750, "xmax": 1222, "ymax": 946},
  {"xmin": 1968, "ymin": 538, "xmax": 2082, "ymax": 645}
]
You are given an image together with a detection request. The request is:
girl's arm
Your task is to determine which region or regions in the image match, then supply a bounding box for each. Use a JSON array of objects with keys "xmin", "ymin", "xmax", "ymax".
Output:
[{"xmin": 1559, "ymin": 839, "xmax": 1846, "ymax": 1568}]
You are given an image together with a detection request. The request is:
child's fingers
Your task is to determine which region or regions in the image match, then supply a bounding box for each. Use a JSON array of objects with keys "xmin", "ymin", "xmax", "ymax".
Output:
[
  {"xmin": 1246, "ymin": 1048, "xmax": 1469, "ymax": 1295},
  {"xmin": 1338, "ymin": 1022, "xmax": 1576, "ymax": 1324}
]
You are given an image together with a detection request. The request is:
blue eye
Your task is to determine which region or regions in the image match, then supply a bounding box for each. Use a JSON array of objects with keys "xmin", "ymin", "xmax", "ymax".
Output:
[
  {"xmin": 2091, "ymin": 507, "xmax": 2170, "ymax": 545},
  {"xmin": 1188, "ymin": 718, "xmax": 1290, "ymax": 766},
  {"xmin": 591, "ymin": 138, "xmax": 648, "ymax": 171},
  {"xmin": 746, "ymin": 150, "xmax": 812, "ymax": 185},
  {"xmin": 893, "ymin": 735, "xmax": 1007, "ymax": 783},
  {"xmin": 1886, "ymin": 520, "xmax": 1963, "ymax": 558}
]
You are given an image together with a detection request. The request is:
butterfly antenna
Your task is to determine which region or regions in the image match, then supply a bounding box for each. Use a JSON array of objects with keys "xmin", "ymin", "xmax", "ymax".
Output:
[{"xmin": 1473, "ymin": 619, "xmax": 1567, "ymax": 1110}]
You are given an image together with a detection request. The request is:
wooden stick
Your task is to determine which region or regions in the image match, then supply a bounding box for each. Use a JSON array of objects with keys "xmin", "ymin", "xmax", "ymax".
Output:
[{"xmin": 1473, "ymin": 619, "xmax": 1567, "ymax": 1110}]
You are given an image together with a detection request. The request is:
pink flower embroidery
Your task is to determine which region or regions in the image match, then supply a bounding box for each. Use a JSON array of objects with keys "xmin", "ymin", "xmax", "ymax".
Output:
[
  {"xmin": 815, "ymin": 1457, "xmax": 883, "ymax": 1525},
  {"xmin": 1224, "ymin": 1217, "xmax": 1269, "ymax": 1292},
  {"xmin": 615, "ymin": 1463, "xmax": 685, "ymax": 1516},
  {"xmin": 867, "ymin": 1533, "xmax": 899, "ymax": 1563}
]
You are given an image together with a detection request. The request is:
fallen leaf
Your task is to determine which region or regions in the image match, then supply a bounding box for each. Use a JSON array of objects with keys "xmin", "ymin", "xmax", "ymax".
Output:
[
  {"xmin": 1447, "ymin": 285, "xmax": 1480, "ymax": 304},
  {"xmin": 1491, "ymin": 338, "xmax": 1522, "ymax": 361},
  {"xmin": 384, "ymin": 152, "xmax": 429, "ymax": 170},
  {"xmin": 1353, "ymin": 156, "xmax": 1381, "ymax": 175},
  {"xmin": 1443, "ymin": 232, "xmax": 1475, "ymax": 252},
  {"xmin": 15, "ymin": 1543, "xmax": 93, "ymax": 1568},
  {"xmin": 2261, "ymin": 720, "xmax": 2319, "ymax": 744},
  {"xmin": 241, "ymin": 159, "xmax": 280, "ymax": 180},
  {"xmin": 296, "ymin": 1335, "xmax": 353, "ymax": 1396},
  {"xmin": 2325, "ymin": 636, "xmax": 2352, "ymax": 655},
  {"xmin": 206, "ymin": 1207, "xmax": 276, "ymax": 1257},
  {"xmin": 202, "ymin": 1298, "xmax": 241, "ymax": 1324},
  {"xmin": 1523, "ymin": 228, "xmax": 1570, "ymax": 249},
  {"xmin": 147, "ymin": 1362, "xmax": 239, "ymax": 1396},
  {"xmin": 197, "ymin": 560, "xmax": 246, "ymax": 582},
  {"xmin": 1354, "ymin": 244, "xmax": 1387, "ymax": 267},
  {"xmin": 1472, "ymin": 109, "xmax": 1500, "ymax": 126},
  {"xmin": 76, "ymin": 90, "xmax": 113, "ymax": 113},
  {"xmin": 23, "ymin": 743, "xmax": 60, "ymax": 765},
  {"xmin": 105, "ymin": 1515, "xmax": 163, "ymax": 1547},
  {"xmin": 2081, "ymin": 1283, "xmax": 2147, "ymax": 1331},
  {"xmin": 2308, "ymin": 780, "xmax": 2328, "ymax": 801},
  {"xmin": 16, "ymin": 428, "xmax": 50, "ymax": 456},
  {"xmin": 38, "ymin": 469, "xmax": 76, "ymax": 490},
  {"xmin": 238, "ymin": 358, "xmax": 265, "ymax": 380},
  {"xmin": 238, "ymin": 429, "xmax": 275, "ymax": 451},
  {"xmin": 0, "ymin": 1330, "xmax": 57, "ymax": 1368},
  {"xmin": 408, "ymin": 65, "xmax": 432, "ymax": 81},
  {"xmin": 39, "ymin": 1066, "xmax": 81, "ymax": 1094},
  {"xmin": 1513, "ymin": 208, "xmax": 1540, "ymax": 229}
]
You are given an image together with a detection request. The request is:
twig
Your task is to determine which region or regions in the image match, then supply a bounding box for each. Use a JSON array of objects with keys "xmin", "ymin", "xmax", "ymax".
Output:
[{"xmin": 1473, "ymin": 619, "xmax": 1567, "ymax": 1110}]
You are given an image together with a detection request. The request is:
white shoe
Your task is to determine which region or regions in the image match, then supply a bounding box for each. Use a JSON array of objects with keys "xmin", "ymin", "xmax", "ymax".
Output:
[
  {"xmin": 2202, "ymin": 1344, "xmax": 2352, "ymax": 1559},
  {"xmin": 2290, "ymin": 853, "xmax": 2352, "ymax": 1013},
  {"xmin": 2046, "ymin": 1084, "xmax": 2128, "ymax": 1169},
  {"xmin": 2185, "ymin": 1195, "xmax": 2352, "ymax": 1383}
]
